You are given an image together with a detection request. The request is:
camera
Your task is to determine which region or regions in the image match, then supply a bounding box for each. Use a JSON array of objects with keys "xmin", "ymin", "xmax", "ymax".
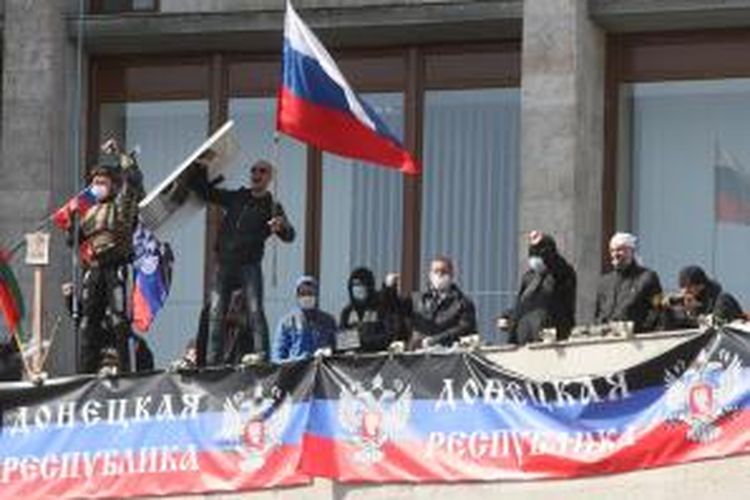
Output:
[{"xmin": 665, "ymin": 294, "xmax": 685, "ymax": 307}]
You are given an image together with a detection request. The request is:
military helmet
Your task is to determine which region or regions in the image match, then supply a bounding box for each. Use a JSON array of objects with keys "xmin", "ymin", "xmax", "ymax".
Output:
[{"xmin": 86, "ymin": 163, "xmax": 121, "ymax": 184}]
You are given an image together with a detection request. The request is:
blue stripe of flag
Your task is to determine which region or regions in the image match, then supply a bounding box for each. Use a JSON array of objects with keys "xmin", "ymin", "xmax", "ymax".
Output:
[{"xmin": 282, "ymin": 40, "xmax": 402, "ymax": 145}]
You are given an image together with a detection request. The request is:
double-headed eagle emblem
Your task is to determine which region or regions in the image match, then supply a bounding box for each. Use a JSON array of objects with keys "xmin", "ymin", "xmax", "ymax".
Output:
[
  {"xmin": 217, "ymin": 386, "xmax": 292, "ymax": 471},
  {"xmin": 664, "ymin": 345, "xmax": 744, "ymax": 443},
  {"xmin": 338, "ymin": 374, "xmax": 412, "ymax": 464}
]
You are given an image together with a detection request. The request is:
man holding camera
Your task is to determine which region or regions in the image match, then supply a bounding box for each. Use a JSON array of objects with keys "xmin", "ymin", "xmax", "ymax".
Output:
[{"xmin": 660, "ymin": 265, "xmax": 744, "ymax": 329}]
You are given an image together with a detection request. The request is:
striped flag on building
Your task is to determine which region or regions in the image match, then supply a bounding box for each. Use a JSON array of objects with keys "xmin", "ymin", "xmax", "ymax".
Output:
[
  {"xmin": 0, "ymin": 249, "xmax": 26, "ymax": 344},
  {"xmin": 715, "ymin": 144, "xmax": 750, "ymax": 225}
]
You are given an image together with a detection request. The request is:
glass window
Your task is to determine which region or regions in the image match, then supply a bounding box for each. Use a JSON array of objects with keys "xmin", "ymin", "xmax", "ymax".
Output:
[
  {"xmin": 625, "ymin": 79, "xmax": 750, "ymax": 305},
  {"xmin": 227, "ymin": 97, "xmax": 307, "ymax": 340},
  {"xmin": 99, "ymin": 100, "xmax": 208, "ymax": 367},
  {"xmin": 420, "ymin": 88, "xmax": 521, "ymax": 342},
  {"xmin": 319, "ymin": 93, "xmax": 404, "ymax": 317}
]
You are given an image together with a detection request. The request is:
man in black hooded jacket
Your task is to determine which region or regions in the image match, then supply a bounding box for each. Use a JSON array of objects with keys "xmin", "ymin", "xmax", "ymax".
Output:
[
  {"xmin": 339, "ymin": 267, "xmax": 391, "ymax": 353},
  {"xmin": 500, "ymin": 231, "xmax": 576, "ymax": 344}
]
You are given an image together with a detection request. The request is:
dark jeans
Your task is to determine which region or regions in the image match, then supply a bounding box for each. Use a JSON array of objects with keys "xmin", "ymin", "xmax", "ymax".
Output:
[
  {"xmin": 207, "ymin": 261, "xmax": 269, "ymax": 365},
  {"xmin": 79, "ymin": 265, "xmax": 131, "ymax": 373}
]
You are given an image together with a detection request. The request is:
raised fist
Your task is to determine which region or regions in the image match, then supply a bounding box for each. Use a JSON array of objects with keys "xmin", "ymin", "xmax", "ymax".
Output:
[{"xmin": 100, "ymin": 138, "xmax": 120, "ymax": 155}]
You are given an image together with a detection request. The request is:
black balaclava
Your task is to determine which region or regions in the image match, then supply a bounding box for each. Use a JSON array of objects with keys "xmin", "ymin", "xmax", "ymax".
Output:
[
  {"xmin": 347, "ymin": 267, "xmax": 376, "ymax": 311},
  {"xmin": 528, "ymin": 234, "xmax": 559, "ymax": 269}
]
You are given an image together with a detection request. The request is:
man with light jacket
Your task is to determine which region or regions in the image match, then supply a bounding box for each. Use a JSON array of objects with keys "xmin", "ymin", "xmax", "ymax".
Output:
[{"xmin": 271, "ymin": 276, "xmax": 336, "ymax": 363}]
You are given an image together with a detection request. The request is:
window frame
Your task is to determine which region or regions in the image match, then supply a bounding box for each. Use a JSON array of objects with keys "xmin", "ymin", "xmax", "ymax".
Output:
[
  {"xmin": 88, "ymin": 42, "xmax": 521, "ymax": 302},
  {"xmin": 604, "ymin": 28, "xmax": 750, "ymax": 267}
]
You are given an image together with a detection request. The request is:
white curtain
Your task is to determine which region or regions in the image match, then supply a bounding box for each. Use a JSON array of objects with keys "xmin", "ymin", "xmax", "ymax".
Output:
[
  {"xmin": 319, "ymin": 93, "xmax": 404, "ymax": 318},
  {"xmin": 420, "ymin": 89, "xmax": 521, "ymax": 342},
  {"xmin": 629, "ymin": 79, "xmax": 750, "ymax": 306}
]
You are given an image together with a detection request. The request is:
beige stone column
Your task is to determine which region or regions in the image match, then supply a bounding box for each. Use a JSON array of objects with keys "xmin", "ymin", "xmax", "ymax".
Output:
[
  {"xmin": 1, "ymin": 0, "xmax": 76, "ymax": 373},
  {"xmin": 520, "ymin": 0, "xmax": 606, "ymax": 322}
]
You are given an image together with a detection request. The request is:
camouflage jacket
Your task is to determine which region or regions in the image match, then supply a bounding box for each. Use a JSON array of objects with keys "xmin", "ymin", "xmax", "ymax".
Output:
[{"xmin": 79, "ymin": 155, "xmax": 144, "ymax": 267}]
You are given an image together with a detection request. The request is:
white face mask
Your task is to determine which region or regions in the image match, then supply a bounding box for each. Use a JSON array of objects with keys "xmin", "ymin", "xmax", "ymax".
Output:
[
  {"xmin": 430, "ymin": 272, "xmax": 452, "ymax": 291},
  {"xmin": 297, "ymin": 296, "xmax": 316, "ymax": 310},
  {"xmin": 351, "ymin": 285, "xmax": 369, "ymax": 301},
  {"xmin": 90, "ymin": 184, "xmax": 109, "ymax": 201},
  {"xmin": 528, "ymin": 256, "xmax": 546, "ymax": 273}
]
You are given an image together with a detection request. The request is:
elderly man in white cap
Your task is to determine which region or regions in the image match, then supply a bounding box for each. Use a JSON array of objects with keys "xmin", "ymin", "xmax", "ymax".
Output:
[{"xmin": 594, "ymin": 232, "xmax": 663, "ymax": 333}]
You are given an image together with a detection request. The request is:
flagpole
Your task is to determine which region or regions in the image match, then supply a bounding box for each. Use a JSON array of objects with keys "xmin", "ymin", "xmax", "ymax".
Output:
[
  {"xmin": 11, "ymin": 331, "xmax": 35, "ymax": 380},
  {"xmin": 271, "ymin": 132, "xmax": 281, "ymax": 289},
  {"xmin": 71, "ymin": 0, "xmax": 86, "ymax": 373},
  {"xmin": 711, "ymin": 135, "xmax": 719, "ymax": 277},
  {"xmin": 2, "ymin": 181, "xmax": 98, "ymax": 260}
]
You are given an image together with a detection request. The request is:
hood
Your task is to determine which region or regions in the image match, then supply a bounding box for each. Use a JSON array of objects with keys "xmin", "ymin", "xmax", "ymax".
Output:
[
  {"xmin": 295, "ymin": 275, "xmax": 318, "ymax": 295},
  {"xmin": 347, "ymin": 267, "xmax": 376, "ymax": 304},
  {"xmin": 528, "ymin": 234, "xmax": 559, "ymax": 268}
]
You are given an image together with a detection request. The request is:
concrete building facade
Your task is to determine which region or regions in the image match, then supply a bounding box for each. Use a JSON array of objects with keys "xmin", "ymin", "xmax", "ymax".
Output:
[{"xmin": 1, "ymin": 1, "xmax": 750, "ymax": 498}]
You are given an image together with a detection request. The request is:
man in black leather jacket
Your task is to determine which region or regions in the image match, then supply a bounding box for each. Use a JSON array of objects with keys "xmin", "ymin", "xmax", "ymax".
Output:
[
  {"xmin": 410, "ymin": 256, "xmax": 477, "ymax": 349},
  {"xmin": 191, "ymin": 160, "xmax": 295, "ymax": 364}
]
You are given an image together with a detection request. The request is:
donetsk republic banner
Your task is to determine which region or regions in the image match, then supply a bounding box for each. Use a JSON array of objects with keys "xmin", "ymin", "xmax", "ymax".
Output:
[
  {"xmin": 0, "ymin": 327, "xmax": 749, "ymax": 498},
  {"xmin": 0, "ymin": 362, "xmax": 315, "ymax": 498}
]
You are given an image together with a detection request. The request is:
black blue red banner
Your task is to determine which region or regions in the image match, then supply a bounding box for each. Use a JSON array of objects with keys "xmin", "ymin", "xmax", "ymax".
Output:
[
  {"xmin": 0, "ymin": 362, "xmax": 314, "ymax": 498},
  {"xmin": 1, "ymin": 327, "xmax": 749, "ymax": 498}
]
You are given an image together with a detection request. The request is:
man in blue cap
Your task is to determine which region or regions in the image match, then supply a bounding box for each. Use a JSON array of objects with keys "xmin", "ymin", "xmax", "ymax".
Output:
[{"xmin": 271, "ymin": 276, "xmax": 337, "ymax": 363}]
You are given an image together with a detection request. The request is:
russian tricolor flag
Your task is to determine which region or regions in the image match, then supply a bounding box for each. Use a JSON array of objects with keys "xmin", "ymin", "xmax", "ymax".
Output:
[
  {"xmin": 51, "ymin": 186, "xmax": 98, "ymax": 230},
  {"xmin": 277, "ymin": 1, "xmax": 420, "ymax": 175}
]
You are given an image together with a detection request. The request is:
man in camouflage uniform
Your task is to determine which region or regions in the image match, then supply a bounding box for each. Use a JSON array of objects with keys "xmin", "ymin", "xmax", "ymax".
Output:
[{"xmin": 75, "ymin": 148, "xmax": 144, "ymax": 373}]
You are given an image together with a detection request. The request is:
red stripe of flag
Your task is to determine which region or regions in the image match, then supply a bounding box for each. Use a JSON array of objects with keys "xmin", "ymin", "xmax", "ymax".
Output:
[
  {"xmin": 0, "ymin": 251, "xmax": 24, "ymax": 339},
  {"xmin": 52, "ymin": 188, "xmax": 97, "ymax": 230},
  {"xmin": 277, "ymin": 87, "xmax": 420, "ymax": 175},
  {"xmin": 0, "ymin": 283, "xmax": 21, "ymax": 333},
  {"xmin": 301, "ymin": 409, "xmax": 750, "ymax": 482},
  {"xmin": 716, "ymin": 193, "xmax": 750, "ymax": 225},
  {"xmin": 0, "ymin": 445, "xmax": 309, "ymax": 500}
]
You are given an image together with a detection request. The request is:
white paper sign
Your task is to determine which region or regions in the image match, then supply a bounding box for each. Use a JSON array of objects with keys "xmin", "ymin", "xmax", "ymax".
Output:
[
  {"xmin": 336, "ymin": 328, "xmax": 361, "ymax": 352},
  {"xmin": 25, "ymin": 232, "xmax": 50, "ymax": 266}
]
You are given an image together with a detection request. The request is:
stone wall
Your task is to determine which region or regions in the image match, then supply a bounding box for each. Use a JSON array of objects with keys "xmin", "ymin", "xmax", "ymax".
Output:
[
  {"xmin": 1, "ymin": 0, "xmax": 79, "ymax": 373},
  {"xmin": 520, "ymin": 0, "xmax": 605, "ymax": 323}
]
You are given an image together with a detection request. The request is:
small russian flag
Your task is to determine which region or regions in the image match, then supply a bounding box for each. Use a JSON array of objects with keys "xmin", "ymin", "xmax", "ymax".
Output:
[
  {"xmin": 52, "ymin": 187, "xmax": 98, "ymax": 230},
  {"xmin": 277, "ymin": 1, "xmax": 420, "ymax": 175}
]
